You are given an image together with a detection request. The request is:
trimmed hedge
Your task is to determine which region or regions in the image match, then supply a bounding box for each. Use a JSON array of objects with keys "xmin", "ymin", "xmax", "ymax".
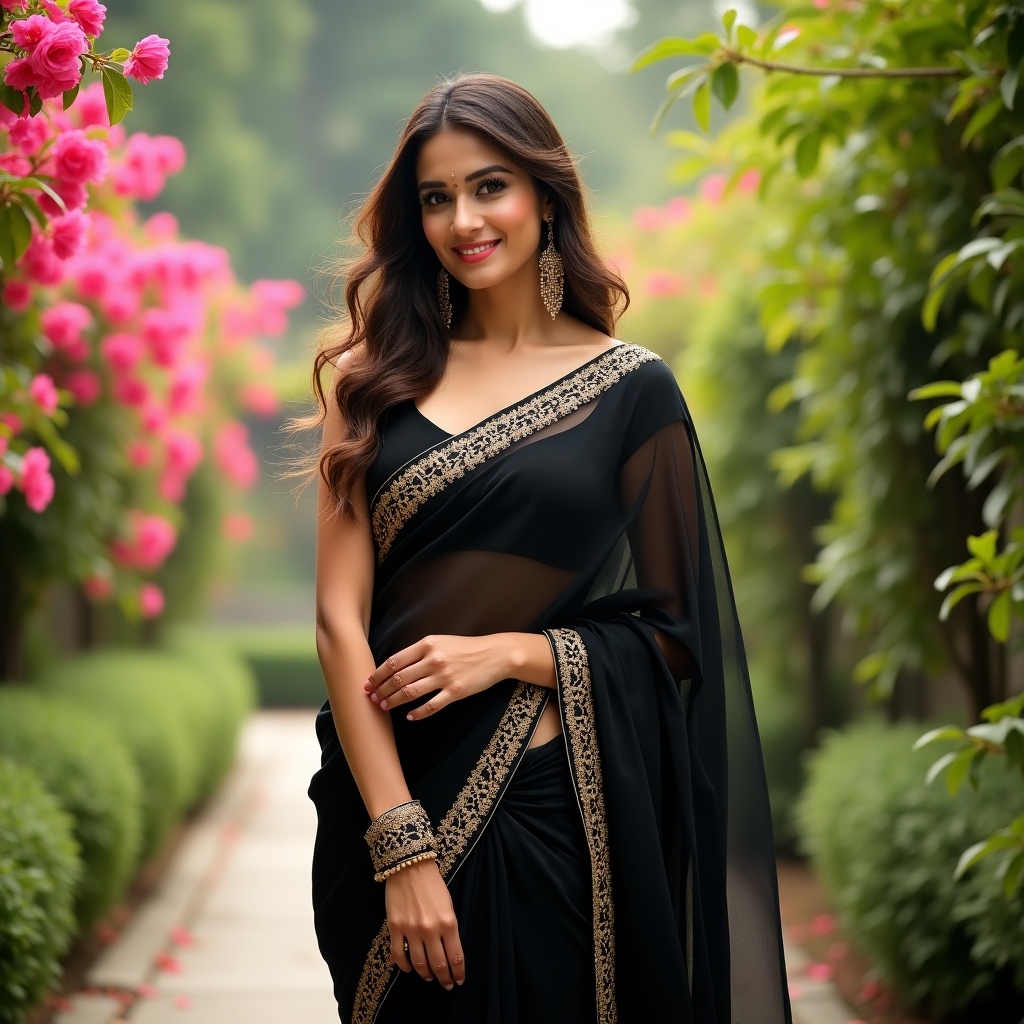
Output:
[
  {"xmin": 0, "ymin": 757, "xmax": 80, "ymax": 1024},
  {"xmin": 0, "ymin": 689, "xmax": 141, "ymax": 930},
  {"xmin": 796, "ymin": 719, "xmax": 1024, "ymax": 1021},
  {"xmin": 39, "ymin": 652, "xmax": 197, "ymax": 861},
  {"xmin": 215, "ymin": 624, "xmax": 324, "ymax": 707},
  {"xmin": 163, "ymin": 625, "xmax": 256, "ymax": 798}
]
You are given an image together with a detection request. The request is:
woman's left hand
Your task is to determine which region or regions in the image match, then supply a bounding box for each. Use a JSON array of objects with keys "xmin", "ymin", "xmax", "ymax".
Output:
[{"xmin": 365, "ymin": 634, "xmax": 513, "ymax": 720}]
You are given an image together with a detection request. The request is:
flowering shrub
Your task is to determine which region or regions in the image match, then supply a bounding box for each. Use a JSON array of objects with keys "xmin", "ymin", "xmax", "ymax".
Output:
[{"xmin": 0, "ymin": 4, "xmax": 304, "ymax": 664}]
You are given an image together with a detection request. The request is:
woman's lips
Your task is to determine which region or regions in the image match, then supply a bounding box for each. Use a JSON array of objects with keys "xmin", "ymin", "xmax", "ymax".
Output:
[{"xmin": 452, "ymin": 240, "xmax": 500, "ymax": 264}]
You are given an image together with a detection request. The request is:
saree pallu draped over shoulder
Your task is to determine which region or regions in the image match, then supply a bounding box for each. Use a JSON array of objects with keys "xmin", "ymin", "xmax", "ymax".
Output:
[{"xmin": 308, "ymin": 343, "xmax": 793, "ymax": 1024}]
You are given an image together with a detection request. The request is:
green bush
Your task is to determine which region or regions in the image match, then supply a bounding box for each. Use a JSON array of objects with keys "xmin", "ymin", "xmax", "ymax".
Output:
[
  {"xmin": 39, "ymin": 652, "xmax": 196, "ymax": 861},
  {"xmin": 796, "ymin": 719, "xmax": 1024, "ymax": 1021},
  {"xmin": 0, "ymin": 689, "xmax": 141, "ymax": 930},
  {"xmin": 162, "ymin": 625, "xmax": 256, "ymax": 798},
  {"xmin": 216, "ymin": 624, "xmax": 323, "ymax": 707},
  {"xmin": 0, "ymin": 757, "xmax": 80, "ymax": 1024}
]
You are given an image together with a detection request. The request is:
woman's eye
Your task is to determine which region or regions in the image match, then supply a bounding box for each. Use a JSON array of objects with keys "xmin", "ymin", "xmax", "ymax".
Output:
[
  {"xmin": 477, "ymin": 177, "xmax": 508, "ymax": 196},
  {"xmin": 420, "ymin": 191, "xmax": 449, "ymax": 207}
]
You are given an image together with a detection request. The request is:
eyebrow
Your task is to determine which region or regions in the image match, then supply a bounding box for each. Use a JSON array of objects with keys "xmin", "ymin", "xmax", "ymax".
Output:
[{"xmin": 417, "ymin": 164, "xmax": 513, "ymax": 190}]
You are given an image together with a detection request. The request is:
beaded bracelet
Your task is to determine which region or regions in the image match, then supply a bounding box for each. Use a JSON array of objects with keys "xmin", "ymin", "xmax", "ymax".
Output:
[{"xmin": 364, "ymin": 799, "xmax": 438, "ymax": 883}]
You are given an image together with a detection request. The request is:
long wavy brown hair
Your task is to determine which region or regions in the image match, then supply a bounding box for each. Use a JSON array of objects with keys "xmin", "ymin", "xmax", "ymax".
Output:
[{"xmin": 309, "ymin": 72, "xmax": 629, "ymax": 515}]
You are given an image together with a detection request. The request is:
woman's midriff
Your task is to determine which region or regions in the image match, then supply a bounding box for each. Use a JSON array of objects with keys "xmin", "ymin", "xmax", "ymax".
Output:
[{"xmin": 527, "ymin": 697, "xmax": 563, "ymax": 749}]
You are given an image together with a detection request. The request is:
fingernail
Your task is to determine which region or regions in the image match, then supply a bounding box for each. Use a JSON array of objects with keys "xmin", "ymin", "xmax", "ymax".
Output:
[
  {"xmin": 363, "ymin": 680, "xmax": 372, "ymax": 690},
  {"xmin": 380, "ymin": 700, "xmax": 388, "ymax": 710},
  {"xmin": 406, "ymin": 713, "xmax": 414, "ymax": 721},
  {"xmin": 456, "ymin": 979, "xmax": 464, "ymax": 986},
  {"xmin": 444, "ymin": 984, "xmax": 453, "ymax": 991},
  {"xmin": 370, "ymin": 693, "xmax": 379, "ymax": 703}
]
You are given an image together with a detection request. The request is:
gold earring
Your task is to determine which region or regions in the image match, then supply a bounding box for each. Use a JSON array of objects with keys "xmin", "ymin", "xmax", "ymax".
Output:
[
  {"xmin": 539, "ymin": 215, "xmax": 563, "ymax": 319},
  {"xmin": 438, "ymin": 268, "xmax": 452, "ymax": 329}
]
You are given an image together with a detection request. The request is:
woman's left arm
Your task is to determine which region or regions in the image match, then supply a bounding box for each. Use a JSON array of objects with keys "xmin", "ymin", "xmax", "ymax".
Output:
[{"xmin": 364, "ymin": 632, "xmax": 555, "ymax": 720}]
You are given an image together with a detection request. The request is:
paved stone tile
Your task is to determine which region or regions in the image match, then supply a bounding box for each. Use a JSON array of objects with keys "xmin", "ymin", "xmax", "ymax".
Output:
[
  {"xmin": 52, "ymin": 994, "xmax": 125, "ymax": 1024},
  {"xmin": 130, "ymin": 992, "xmax": 338, "ymax": 1024}
]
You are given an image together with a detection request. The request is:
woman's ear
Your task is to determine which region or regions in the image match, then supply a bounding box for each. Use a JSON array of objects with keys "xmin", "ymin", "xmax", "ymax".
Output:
[{"xmin": 541, "ymin": 194, "xmax": 556, "ymax": 220}]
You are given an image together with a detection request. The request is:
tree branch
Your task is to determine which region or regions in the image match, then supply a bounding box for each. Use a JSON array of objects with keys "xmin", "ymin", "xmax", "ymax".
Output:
[{"xmin": 728, "ymin": 50, "xmax": 962, "ymax": 79}]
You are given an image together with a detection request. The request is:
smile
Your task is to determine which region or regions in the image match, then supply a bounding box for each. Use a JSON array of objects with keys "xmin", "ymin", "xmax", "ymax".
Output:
[{"xmin": 452, "ymin": 240, "xmax": 500, "ymax": 263}]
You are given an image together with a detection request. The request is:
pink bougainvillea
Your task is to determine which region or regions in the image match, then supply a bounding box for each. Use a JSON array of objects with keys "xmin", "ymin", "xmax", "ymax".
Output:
[{"xmin": 0, "ymin": 5, "xmax": 304, "ymax": 621}]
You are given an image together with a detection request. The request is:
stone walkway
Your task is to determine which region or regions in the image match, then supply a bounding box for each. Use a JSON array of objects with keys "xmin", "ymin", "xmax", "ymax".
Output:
[{"xmin": 54, "ymin": 710, "xmax": 858, "ymax": 1024}]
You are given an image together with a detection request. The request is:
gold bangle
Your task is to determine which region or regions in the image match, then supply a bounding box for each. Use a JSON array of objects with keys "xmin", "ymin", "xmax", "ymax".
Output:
[
  {"xmin": 364, "ymin": 799, "xmax": 437, "ymax": 882},
  {"xmin": 374, "ymin": 850, "xmax": 438, "ymax": 883}
]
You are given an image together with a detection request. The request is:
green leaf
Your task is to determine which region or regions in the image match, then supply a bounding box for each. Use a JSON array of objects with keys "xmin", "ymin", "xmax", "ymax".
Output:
[
  {"xmin": 963, "ymin": 96, "xmax": 1003, "ymax": 146},
  {"xmin": 988, "ymin": 589, "xmax": 1012, "ymax": 642},
  {"xmin": 711, "ymin": 62, "xmax": 740, "ymax": 111},
  {"xmin": 649, "ymin": 72, "xmax": 707, "ymax": 134},
  {"xmin": 722, "ymin": 8, "xmax": 737, "ymax": 38},
  {"xmin": 62, "ymin": 83, "xmax": 80, "ymax": 111},
  {"xmin": 945, "ymin": 747, "xmax": 981, "ymax": 794},
  {"xmin": 913, "ymin": 726, "xmax": 968, "ymax": 749},
  {"xmin": 100, "ymin": 66, "xmax": 133, "ymax": 127},
  {"xmin": 968, "ymin": 530, "xmax": 998, "ymax": 562},
  {"xmin": 0, "ymin": 206, "xmax": 15, "ymax": 269},
  {"xmin": 795, "ymin": 131, "xmax": 823, "ymax": 178},
  {"xmin": 954, "ymin": 838, "xmax": 997, "ymax": 878},
  {"xmin": 633, "ymin": 36, "xmax": 718, "ymax": 72},
  {"xmin": 0, "ymin": 83, "xmax": 26, "ymax": 116},
  {"xmin": 1002, "ymin": 849, "xmax": 1024, "ymax": 896},
  {"xmin": 1002, "ymin": 58, "xmax": 1022, "ymax": 110},
  {"xmin": 4, "ymin": 202, "xmax": 31, "ymax": 263},
  {"xmin": 107, "ymin": 47, "xmax": 131, "ymax": 62},
  {"xmin": 692, "ymin": 79, "xmax": 712, "ymax": 132},
  {"xmin": 939, "ymin": 581, "xmax": 984, "ymax": 620},
  {"xmin": 992, "ymin": 136, "xmax": 1024, "ymax": 189},
  {"xmin": 1010, "ymin": 19, "xmax": 1024, "ymax": 68},
  {"xmin": 909, "ymin": 381, "xmax": 965, "ymax": 401},
  {"xmin": 925, "ymin": 750, "xmax": 959, "ymax": 786},
  {"xmin": 736, "ymin": 25, "xmax": 757, "ymax": 50}
]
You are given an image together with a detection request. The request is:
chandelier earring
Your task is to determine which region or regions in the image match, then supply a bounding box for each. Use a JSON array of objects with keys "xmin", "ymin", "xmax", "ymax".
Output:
[
  {"xmin": 538, "ymin": 214, "xmax": 564, "ymax": 319},
  {"xmin": 437, "ymin": 267, "xmax": 452, "ymax": 330}
]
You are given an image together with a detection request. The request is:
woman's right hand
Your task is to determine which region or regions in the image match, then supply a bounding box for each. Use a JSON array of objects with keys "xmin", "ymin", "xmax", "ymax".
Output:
[{"xmin": 385, "ymin": 859, "xmax": 465, "ymax": 990}]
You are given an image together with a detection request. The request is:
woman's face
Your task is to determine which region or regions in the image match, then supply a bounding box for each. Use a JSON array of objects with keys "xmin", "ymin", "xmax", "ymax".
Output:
[{"xmin": 416, "ymin": 128, "xmax": 551, "ymax": 292}]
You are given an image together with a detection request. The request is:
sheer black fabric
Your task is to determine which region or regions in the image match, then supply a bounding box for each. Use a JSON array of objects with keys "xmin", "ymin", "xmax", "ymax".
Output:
[{"xmin": 309, "ymin": 344, "xmax": 792, "ymax": 1024}]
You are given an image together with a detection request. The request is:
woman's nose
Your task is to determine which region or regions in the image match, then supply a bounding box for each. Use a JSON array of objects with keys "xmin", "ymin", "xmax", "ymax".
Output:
[{"xmin": 451, "ymin": 196, "xmax": 483, "ymax": 236}]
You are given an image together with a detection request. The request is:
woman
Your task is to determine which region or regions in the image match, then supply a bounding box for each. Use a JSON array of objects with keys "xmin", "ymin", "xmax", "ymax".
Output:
[{"xmin": 308, "ymin": 72, "xmax": 792, "ymax": 1024}]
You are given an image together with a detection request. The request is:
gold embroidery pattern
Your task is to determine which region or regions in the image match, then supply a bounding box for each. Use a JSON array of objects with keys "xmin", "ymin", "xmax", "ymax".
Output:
[
  {"xmin": 371, "ymin": 344, "xmax": 659, "ymax": 562},
  {"xmin": 545, "ymin": 627, "xmax": 616, "ymax": 1024},
  {"xmin": 351, "ymin": 683, "xmax": 547, "ymax": 1024}
]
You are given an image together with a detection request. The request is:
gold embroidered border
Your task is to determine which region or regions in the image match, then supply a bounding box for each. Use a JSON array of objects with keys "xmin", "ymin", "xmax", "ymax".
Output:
[
  {"xmin": 545, "ymin": 627, "xmax": 616, "ymax": 1024},
  {"xmin": 351, "ymin": 682, "xmax": 547, "ymax": 1024},
  {"xmin": 371, "ymin": 343, "xmax": 659, "ymax": 562}
]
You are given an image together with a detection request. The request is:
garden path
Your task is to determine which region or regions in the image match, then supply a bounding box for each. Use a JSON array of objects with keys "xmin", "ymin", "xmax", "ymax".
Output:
[{"xmin": 53, "ymin": 710, "xmax": 855, "ymax": 1024}]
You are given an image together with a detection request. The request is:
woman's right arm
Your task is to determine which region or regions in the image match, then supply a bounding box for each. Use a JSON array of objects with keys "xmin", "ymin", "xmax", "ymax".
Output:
[{"xmin": 314, "ymin": 357, "xmax": 465, "ymax": 990}]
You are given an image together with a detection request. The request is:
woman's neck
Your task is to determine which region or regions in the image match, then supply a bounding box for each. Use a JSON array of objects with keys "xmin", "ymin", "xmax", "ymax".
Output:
[{"xmin": 457, "ymin": 261, "xmax": 554, "ymax": 349}]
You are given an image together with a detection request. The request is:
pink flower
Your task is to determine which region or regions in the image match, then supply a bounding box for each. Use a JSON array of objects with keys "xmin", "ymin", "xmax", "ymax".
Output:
[
  {"xmin": 82, "ymin": 573, "xmax": 113, "ymax": 600},
  {"xmin": 805, "ymin": 962, "xmax": 833, "ymax": 981},
  {"xmin": 113, "ymin": 376, "xmax": 149, "ymax": 408},
  {"xmin": 141, "ymin": 403, "xmax": 167, "ymax": 434},
  {"xmin": 633, "ymin": 206, "xmax": 667, "ymax": 232},
  {"xmin": 73, "ymin": 256, "xmax": 113, "ymax": 300},
  {"xmin": 0, "ymin": 0, "xmax": 28, "ymax": 11},
  {"xmin": 111, "ymin": 512, "xmax": 176, "ymax": 570},
  {"xmin": 20, "ymin": 446, "xmax": 55, "ymax": 512},
  {"xmin": 67, "ymin": 0, "xmax": 105, "ymax": 37},
  {"xmin": 123, "ymin": 35, "xmax": 170, "ymax": 84},
  {"xmin": 101, "ymin": 333, "xmax": 144, "ymax": 373},
  {"xmin": 135, "ymin": 983, "xmax": 158, "ymax": 999},
  {"xmin": 69, "ymin": 81, "xmax": 109, "ymax": 128},
  {"xmin": 9, "ymin": 115, "xmax": 50, "ymax": 155},
  {"xmin": 1, "ymin": 413, "xmax": 23, "ymax": 435},
  {"xmin": 41, "ymin": 301, "xmax": 91, "ymax": 350},
  {"xmin": 169, "ymin": 925, "xmax": 194, "ymax": 948},
  {"xmin": 238, "ymin": 382, "xmax": 279, "ymax": 416},
  {"xmin": 28, "ymin": 20, "xmax": 88, "ymax": 99},
  {"xmin": 172, "ymin": 994, "xmax": 191, "ymax": 1010},
  {"xmin": 66, "ymin": 369, "xmax": 100, "ymax": 404},
  {"xmin": 645, "ymin": 271, "xmax": 686, "ymax": 299},
  {"xmin": 141, "ymin": 307, "xmax": 189, "ymax": 366},
  {"xmin": 0, "ymin": 466, "xmax": 14, "ymax": 496},
  {"xmin": 37, "ymin": 179, "xmax": 88, "ymax": 217},
  {"xmin": 139, "ymin": 583, "xmax": 165, "ymax": 619},
  {"xmin": 100, "ymin": 286, "xmax": 141, "ymax": 325},
  {"xmin": 168, "ymin": 361, "xmax": 208, "ymax": 416},
  {"xmin": 115, "ymin": 133, "xmax": 186, "ymax": 201},
  {"xmin": 810, "ymin": 913, "xmax": 836, "ymax": 936},
  {"xmin": 51, "ymin": 209, "xmax": 89, "ymax": 260},
  {"xmin": 159, "ymin": 470, "xmax": 185, "ymax": 502},
  {"xmin": 52, "ymin": 129, "xmax": 107, "ymax": 186},
  {"xmin": 0, "ymin": 153, "xmax": 31, "ymax": 176},
  {"xmin": 145, "ymin": 212, "xmax": 178, "ymax": 239},
  {"xmin": 214, "ymin": 422, "xmax": 258, "ymax": 488},
  {"xmin": 222, "ymin": 512, "xmax": 254, "ymax": 542},
  {"xmin": 699, "ymin": 173, "xmax": 727, "ymax": 205},
  {"xmin": 127, "ymin": 441, "xmax": 151, "ymax": 468},
  {"xmin": 28, "ymin": 374, "xmax": 59, "ymax": 415},
  {"xmin": 10, "ymin": 15, "xmax": 51, "ymax": 51},
  {"xmin": 737, "ymin": 168, "xmax": 761, "ymax": 194},
  {"xmin": 165, "ymin": 429, "xmax": 202, "ymax": 476},
  {"xmin": 0, "ymin": 438, "xmax": 7, "ymax": 457},
  {"xmin": 2, "ymin": 280, "xmax": 32, "ymax": 312},
  {"xmin": 664, "ymin": 196, "xmax": 692, "ymax": 223},
  {"xmin": 2, "ymin": 58, "xmax": 34, "ymax": 102}
]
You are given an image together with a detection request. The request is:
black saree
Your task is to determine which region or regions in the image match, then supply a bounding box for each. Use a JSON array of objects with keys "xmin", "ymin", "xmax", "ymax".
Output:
[{"xmin": 308, "ymin": 342, "xmax": 793, "ymax": 1024}]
